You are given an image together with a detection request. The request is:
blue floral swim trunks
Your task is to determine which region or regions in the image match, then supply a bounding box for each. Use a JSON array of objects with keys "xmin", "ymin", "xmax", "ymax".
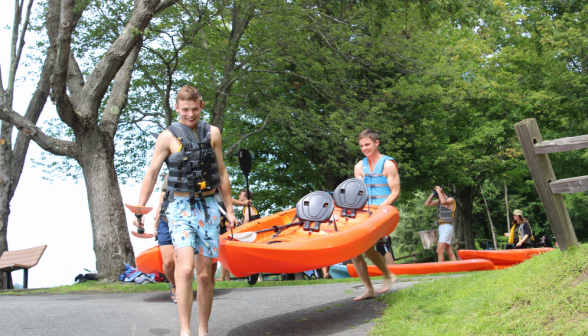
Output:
[{"xmin": 166, "ymin": 196, "xmax": 221, "ymax": 258}]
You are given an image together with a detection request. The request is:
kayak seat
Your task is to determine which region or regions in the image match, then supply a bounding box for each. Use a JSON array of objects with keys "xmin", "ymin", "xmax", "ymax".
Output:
[
  {"xmin": 295, "ymin": 191, "xmax": 335, "ymax": 232},
  {"xmin": 333, "ymin": 178, "xmax": 369, "ymax": 219}
]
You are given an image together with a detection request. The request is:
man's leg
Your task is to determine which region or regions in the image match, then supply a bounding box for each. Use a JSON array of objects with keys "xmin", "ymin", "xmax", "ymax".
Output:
[
  {"xmin": 351, "ymin": 255, "xmax": 376, "ymax": 301},
  {"xmin": 160, "ymin": 245, "xmax": 177, "ymax": 299},
  {"xmin": 364, "ymin": 247, "xmax": 396, "ymax": 293},
  {"xmin": 436, "ymin": 242, "xmax": 447, "ymax": 262},
  {"xmin": 195, "ymin": 254, "xmax": 214, "ymax": 336},
  {"xmin": 383, "ymin": 252, "xmax": 395, "ymax": 265},
  {"xmin": 220, "ymin": 266, "xmax": 231, "ymax": 281},
  {"xmin": 211, "ymin": 262, "xmax": 217, "ymax": 286},
  {"xmin": 176, "ymin": 246, "xmax": 196, "ymax": 336},
  {"xmin": 444, "ymin": 244, "xmax": 457, "ymax": 261}
]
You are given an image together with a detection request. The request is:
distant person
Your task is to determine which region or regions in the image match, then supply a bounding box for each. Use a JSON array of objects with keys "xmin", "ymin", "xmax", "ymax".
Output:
[
  {"xmin": 425, "ymin": 186, "xmax": 458, "ymax": 262},
  {"xmin": 376, "ymin": 235, "xmax": 395, "ymax": 265},
  {"xmin": 351, "ymin": 129, "xmax": 400, "ymax": 301},
  {"xmin": 542, "ymin": 234, "xmax": 553, "ymax": 248},
  {"xmin": 239, "ymin": 189, "xmax": 259, "ymax": 224},
  {"xmin": 504, "ymin": 209, "xmax": 535, "ymax": 249}
]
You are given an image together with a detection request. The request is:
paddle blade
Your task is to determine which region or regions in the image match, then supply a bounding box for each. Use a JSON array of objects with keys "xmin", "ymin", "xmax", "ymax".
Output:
[
  {"xmin": 131, "ymin": 231, "xmax": 154, "ymax": 239},
  {"xmin": 238, "ymin": 148, "xmax": 252, "ymax": 177},
  {"xmin": 125, "ymin": 204, "xmax": 153, "ymax": 215},
  {"xmin": 231, "ymin": 232, "xmax": 257, "ymax": 243}
]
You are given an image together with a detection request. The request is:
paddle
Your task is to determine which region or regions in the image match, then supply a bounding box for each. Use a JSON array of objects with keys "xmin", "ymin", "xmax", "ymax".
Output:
[
  {"xmin": 125, "ymin": 204, "xmax": 154, "ymax": 238},
  {"xmin": 238, "ymin": 148, "xmax": 253, "ymax": 225}
]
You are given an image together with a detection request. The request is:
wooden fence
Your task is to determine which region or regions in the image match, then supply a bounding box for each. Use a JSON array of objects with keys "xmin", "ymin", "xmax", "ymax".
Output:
[{"xmin": 514, "ymin": 118, "xmax": 586, "ymax": 251}]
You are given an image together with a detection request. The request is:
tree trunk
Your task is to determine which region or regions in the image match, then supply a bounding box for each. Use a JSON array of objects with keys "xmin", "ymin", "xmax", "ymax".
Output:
[
  {"xmin": 480, "ymin": 186, "xmax": 498, "ymax": 249},
  {"xmin": 0, "ymin": 197, "xmax": 8, "ymax": 288},
  {"xmin": 78, "ymin": 132, "xmax": 135, "ymax": 278},
  {"xmin": 452, "ymin": 185, "xmax": 476, "ymax": 249},
  {"xmin": 504, "ymin": 180, "xmax": 511, "ymax": 232}
]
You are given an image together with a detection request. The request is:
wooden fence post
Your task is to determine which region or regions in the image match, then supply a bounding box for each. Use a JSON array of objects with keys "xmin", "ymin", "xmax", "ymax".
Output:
[{"xmin": 514, "ymin": 118, "xmax": 578, "ymax": 251}]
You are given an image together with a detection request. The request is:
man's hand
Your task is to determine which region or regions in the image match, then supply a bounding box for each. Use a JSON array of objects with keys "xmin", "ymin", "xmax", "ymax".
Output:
[
  {"xmin": 516, "ymin": 241, "xmax": 522, "ymax": 247},
  {"xmin": 244, "ymin": 199, "xmax": 252, "ymax": 206},
  {"xmin": 434, "ymin": 186, "xmax": 443, "ymax": 193},
  {"xmin": 132, "ymin": 216, "xmax": 145, "ymax": 229},
  {"xmin": 225, "ymin": 212, "xmax": 238, "ymax": 229}
]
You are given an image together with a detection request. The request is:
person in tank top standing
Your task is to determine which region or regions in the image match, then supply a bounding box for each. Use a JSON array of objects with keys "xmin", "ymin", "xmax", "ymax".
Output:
[
  {"xmin": 134, "ymin": 86, "xmax": 237, "ymax": 336},
  {"xmin": 352, "ymin": 129, "xmax": 400, "ymax": 301},
  {"xmin": 425, "ymin": 186, "xmax": 458, "ymax": 262}
]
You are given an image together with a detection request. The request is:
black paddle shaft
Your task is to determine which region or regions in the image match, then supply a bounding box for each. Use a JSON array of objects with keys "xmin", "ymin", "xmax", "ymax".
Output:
[
  {"xmin": 135, "ymin": 214, "xmax": 145, "ymax": 234},
  {"xmin": 238, "ymin": 148, "xmax": 253, "ymax": 220}
]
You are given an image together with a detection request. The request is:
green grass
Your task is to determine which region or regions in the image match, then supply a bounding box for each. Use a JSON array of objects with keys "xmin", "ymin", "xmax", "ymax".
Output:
[{"xmin": 371, "ymin": 244, "xmax": 588, "ymax": 335}]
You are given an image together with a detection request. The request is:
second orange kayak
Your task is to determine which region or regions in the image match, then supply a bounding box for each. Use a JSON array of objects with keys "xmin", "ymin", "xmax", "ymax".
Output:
[
  {"xmin": 136, "ymin": 245, "xmax": 218, "ymax": 275},
  {"xmin": 457, "ymin": 248, "xmax": 554, "ymax": 265},
  {"xmin": 347, "ymin": 259, "xmax": 495, "ymax": 277}
]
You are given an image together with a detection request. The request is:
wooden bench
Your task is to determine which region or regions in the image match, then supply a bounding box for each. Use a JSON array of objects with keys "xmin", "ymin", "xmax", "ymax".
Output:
[{"xmin": 0, "ymin": 245, "xmax": 47, "ymax": 289}]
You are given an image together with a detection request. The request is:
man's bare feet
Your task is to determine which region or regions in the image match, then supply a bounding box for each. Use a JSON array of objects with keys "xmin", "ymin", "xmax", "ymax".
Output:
[
  {"xmin": 199, "ymin": 326, "xmax": 209, "ymax": 336},
  {"xmin": 180, "ymin": 330, "xmax": 190, "ymax": 336},
  {"xmin": 354, "ymin": 289, "xmax": 376, "ymax": 301},
  {"xmin": 375, "ymin": 273, "xmax": 397, "ymax": 294}
]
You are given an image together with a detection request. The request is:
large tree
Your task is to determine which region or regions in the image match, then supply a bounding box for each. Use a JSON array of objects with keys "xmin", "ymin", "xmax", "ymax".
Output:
[{"xmin": 0, "ymin": 0, "xmax": 177, "ymax": 279}]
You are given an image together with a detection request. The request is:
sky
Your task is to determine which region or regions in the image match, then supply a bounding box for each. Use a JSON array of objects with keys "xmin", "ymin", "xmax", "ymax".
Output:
[{"xmin": 1, "ymin": 4, "xmax": 165, "ymax": 288}]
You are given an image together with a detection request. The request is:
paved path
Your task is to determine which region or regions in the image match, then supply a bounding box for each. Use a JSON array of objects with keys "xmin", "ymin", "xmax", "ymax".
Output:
[{"xmin": 0, "ymin": 279, "xmax": 426, "ymax": 336}]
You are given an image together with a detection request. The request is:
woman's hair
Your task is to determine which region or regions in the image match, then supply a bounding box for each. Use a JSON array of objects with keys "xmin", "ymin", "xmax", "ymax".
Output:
[{"xmin": 515, "ymin": 215, "xmax": 528, "ymax": 223}]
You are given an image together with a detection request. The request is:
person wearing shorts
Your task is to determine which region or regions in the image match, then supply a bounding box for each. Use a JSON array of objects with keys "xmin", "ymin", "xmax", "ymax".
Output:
[
  {"xmin": 425, "ymin": 186, "xmax": 458, "ymax": 262},
  {"xmin": 134, "ymin": 86, "xmax": 237, "ymax": 336},
  {"xmin": 376, "ymin": 235, "xmax": 395, "ymax": 265}
]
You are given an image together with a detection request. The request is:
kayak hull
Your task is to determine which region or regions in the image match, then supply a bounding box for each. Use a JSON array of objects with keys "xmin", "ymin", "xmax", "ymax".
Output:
[
  {"xmin": 347, "ymin": 259, "xmax": 495, "ymax": 277},
  {"xmin": 457, "ymin": 248, "xmax": 554, "ymax": 265},
  {"xmin": 219, "ymin": 205, "xmax": 399, "ymax": 277},
  {"xmin": 136, "ymin": 245, "xmax": 217, "ymax": 275},
  {"xmin": 136, "ymin": 245, "xmax": 164, "ymax": 275},
  {"xmin": 329, "ymin": 264, "xmax": 351, "ymax": 279}
]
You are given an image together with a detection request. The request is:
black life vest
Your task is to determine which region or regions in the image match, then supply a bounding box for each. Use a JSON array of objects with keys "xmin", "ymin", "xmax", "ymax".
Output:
[{"xmin": 161, "ymin": 121, "xmax": 220, "ymax": 220}]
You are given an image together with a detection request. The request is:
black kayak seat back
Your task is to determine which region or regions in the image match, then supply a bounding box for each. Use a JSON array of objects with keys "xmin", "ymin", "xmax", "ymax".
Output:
[
  {"xmin": 333, "ymin": 178, "xmax": 369, "ymax": 218},
  {"xmin": 295, "ymin": 191, "xmax": 335, "ymax": 232}
]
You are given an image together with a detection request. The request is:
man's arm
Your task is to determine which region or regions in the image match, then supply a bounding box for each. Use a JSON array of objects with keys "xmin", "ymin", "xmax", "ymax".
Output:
[
  {"xmin": 424, "ymin": 192, "xmax": 439, "ymax": 207},
  {"xmin": 210, "ymin": 126, "xmax": 237, "ymax": 228},
  {"xmin": 134, "ymin": 132, "xmax": 172, "ymax": 226},
  {"xmin": 380, "ymin": 160, "xmax": 400, "ymax": 206}
]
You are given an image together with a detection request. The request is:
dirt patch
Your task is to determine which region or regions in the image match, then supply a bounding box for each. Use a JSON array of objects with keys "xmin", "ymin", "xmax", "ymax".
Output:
[{"xmin": 571, "ymin": 269, "xmax": 588, "ymax": 287}]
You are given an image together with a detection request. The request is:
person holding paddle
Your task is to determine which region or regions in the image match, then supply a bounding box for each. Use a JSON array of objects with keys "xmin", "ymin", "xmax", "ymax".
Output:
[
  {"xmin": 352, "ymin": 129, "xmax": 400, "ymax": 301},
  {"xmin": 134, "ymin": 86, "xmax": 237, "ymax": 336}
]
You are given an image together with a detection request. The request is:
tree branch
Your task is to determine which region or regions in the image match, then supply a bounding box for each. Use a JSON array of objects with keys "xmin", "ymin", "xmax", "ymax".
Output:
[
  {"xmin": 0, "ymin": 102, "xmax": 79, "ymax": 158},
  {"xmin": 80, "ymin": 0, "xmax": 178, "ymax": 121},
  {"xmin": 48, "ymin": 0, "xmax": 79, "ymax": 129},
  {"xmin": 224, "ymin": 111, "xmax": 271, "ymax": 157},
  {"xmin": 10, "ymin": 47, "xmax": 57, "ymax": 198},
  {"xmin": 100, "ymin": 39, "xmax": 142, "ymax": 137}
]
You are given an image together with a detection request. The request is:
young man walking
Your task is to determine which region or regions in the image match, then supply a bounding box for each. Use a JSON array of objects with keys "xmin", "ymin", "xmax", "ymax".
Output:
[
  {"xmin": 134, "ymin": 85, "xmax": 237, "ymax": 336},
  {"xmin": 352, "ymin": 129, "xmax": 400, "ymax": 300}
]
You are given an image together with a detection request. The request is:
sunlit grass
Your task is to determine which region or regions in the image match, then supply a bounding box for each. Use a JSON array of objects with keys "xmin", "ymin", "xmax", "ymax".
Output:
[{"xmin": 372, "ymin": 245, "xmax": 588, "ymax": 335}]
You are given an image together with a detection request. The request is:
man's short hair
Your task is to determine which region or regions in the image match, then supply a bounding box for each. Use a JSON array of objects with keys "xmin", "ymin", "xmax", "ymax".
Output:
[
  {"xmin": 240, "ymin": 188, "xmax": 253, "ymax": 199},
  {"xmin": 176, "ymin": 85, "xmax": 202, "ymax": 103},
  {"xmin": 358, "ymin": 129, "xmax": 379, "ymax": 142}
]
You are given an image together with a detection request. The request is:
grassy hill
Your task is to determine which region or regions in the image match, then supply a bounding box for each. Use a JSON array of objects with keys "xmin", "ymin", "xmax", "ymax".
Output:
[{"xmin": 372, "ymin": 244, "xmax": 588, "ymax": 335}]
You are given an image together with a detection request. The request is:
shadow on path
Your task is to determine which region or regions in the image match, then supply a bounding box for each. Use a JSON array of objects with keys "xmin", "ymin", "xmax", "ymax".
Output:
[
  {"xmin": 226, "ymin": 297, "xmax": 386, "ymax": 336},
  {"xmin": 143, "ymin": 288, "xmax": 233, "ymax": 303}
]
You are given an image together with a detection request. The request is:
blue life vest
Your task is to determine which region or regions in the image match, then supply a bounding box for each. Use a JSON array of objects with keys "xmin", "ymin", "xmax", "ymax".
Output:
[{"xmin": 362, "ymin": 155, "xmax": 396, "ymax": 205}]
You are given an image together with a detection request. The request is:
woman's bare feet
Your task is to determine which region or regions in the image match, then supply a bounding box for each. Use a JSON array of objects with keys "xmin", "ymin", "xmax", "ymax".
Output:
[
  {"xmin": 375, "ymin": 273, "xmax": 397, "ymax": 294},
  {"xmin": 354, "ymin": 289, "xmax": 376, "ymax": 301}
]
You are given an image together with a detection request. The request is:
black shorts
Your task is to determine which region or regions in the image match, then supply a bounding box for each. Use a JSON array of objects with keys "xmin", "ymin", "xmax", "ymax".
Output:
[{"xmin": 376, "ymin": 242, "xmax": 395, "ymax": 259}]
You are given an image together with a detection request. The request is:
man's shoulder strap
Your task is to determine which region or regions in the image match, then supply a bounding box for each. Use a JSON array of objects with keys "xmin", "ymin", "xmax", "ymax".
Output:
[{"xmin": 167, "ymin": 122, "xmax": 198, "ymax": 144}]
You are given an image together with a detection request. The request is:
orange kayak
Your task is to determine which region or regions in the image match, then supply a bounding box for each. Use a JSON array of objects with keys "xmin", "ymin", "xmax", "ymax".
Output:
[
  {"xmin": 457, "ymin": 248, "xmax": 554, "ymax": 265},
  {"xmin": 347, "ymin": 259, "xmax": 495, "ymax": 277},
  {"xmin": 219, "ymin": 205, "xmax": 399, "ymax": 277},
  {"xmin": 135, "ymin": 245, "xmax": 218, "ymax": 275},
  {"xmin": 136, "ymin": 245, "xmax": 164, "ymax": 274}
]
